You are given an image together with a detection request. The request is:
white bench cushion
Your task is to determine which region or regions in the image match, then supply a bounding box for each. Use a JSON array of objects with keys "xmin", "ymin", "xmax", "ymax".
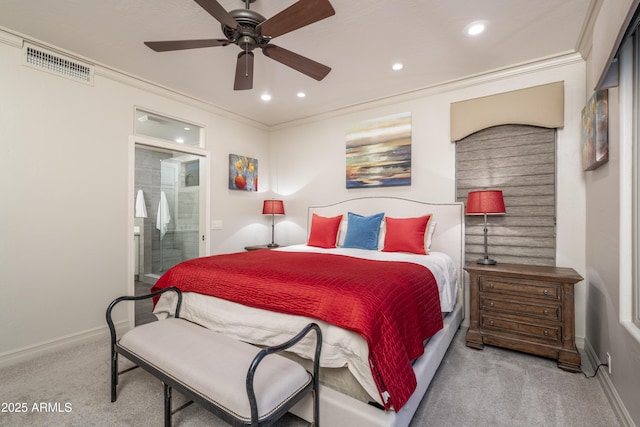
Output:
[{"xmin": 118, "ymin": 318, "xmax": 311, "ymax": 422}]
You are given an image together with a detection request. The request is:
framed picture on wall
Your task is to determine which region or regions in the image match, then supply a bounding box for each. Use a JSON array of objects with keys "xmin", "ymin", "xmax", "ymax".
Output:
[
  {"xmin": 346, "ymin": 112, "xmax": 412, "ymax": 188},
  {"xmin": 581, "ymin": 89, "xmax": 608, "ymax": 171},
  {"xmin": 228, "ymin": 154, "xmax": 258, "ymax": 191}
]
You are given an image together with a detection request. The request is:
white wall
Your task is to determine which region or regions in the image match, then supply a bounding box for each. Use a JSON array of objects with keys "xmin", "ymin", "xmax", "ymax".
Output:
[
  {"xmin": 583, "ymin": 1, "xmax": 640, "ymax": 425},
  {"xmin": 0, "ymin": 31, "xmax": 271, "ymax": 361},
  {"xmin": 269, "ymin": 57, "xmax": 588, "ymax": 338}
]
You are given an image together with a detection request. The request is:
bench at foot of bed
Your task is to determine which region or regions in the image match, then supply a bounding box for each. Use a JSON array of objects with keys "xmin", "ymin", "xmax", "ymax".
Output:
[{"xmin": 106, "ymin": 286, "xmax": 322, "ymax": 427}]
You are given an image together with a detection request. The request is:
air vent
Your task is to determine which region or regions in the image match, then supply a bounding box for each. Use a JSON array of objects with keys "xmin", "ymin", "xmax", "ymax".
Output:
[{"xmin": 23, "ymin": 44, "xmax": 93, "ymax": 85}]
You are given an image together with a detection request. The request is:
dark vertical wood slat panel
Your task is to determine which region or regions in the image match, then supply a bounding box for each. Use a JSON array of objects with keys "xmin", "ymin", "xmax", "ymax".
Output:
[{"xmin": 456, "ymin": 124, "xmax": 556, "ymax": 266}]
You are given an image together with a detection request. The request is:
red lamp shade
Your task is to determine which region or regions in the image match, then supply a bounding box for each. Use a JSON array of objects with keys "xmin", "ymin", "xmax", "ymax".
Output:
[
  {"xmin": 262, "ymin": 199, "xmax": 285, "ymax": 215},
  {"xmin": 466, "ymin": 190, "xmax": 506, "ymax": 215}
]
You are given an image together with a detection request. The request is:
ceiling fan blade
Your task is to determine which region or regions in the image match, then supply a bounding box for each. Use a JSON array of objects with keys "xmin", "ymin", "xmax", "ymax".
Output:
[
  {"xmin": 234, "ymin": 51, "xmax": 254, "ymax": 90},
  {"xmin": 262, "ymin": 45, "xmax": 330, "ymax": 81},
  {"xmin": 258, "ymin": 0, "xmax": 335, "ymax": 39},
  {"xmin": 145, "ymin": 39, "xmax": 229, "ymax": 52},
  {"xmin": 193, "ymin": 0, "xmax": 238, "ymax": 29}
]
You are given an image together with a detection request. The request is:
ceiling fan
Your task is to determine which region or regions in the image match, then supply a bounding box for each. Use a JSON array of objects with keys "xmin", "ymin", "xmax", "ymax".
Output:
[{"xmin": 144, "ymin": 0, "xmax": 335, "ymax": 90}]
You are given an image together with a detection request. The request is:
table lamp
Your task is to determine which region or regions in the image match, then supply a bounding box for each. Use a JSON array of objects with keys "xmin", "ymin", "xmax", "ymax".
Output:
[
  {"xmin": 262, "ymin": 199, "xmax": 285, "ymax": 248},
  {"xmin": 466, "ymin": 190, "xmax": 506, "ymax": 265}
]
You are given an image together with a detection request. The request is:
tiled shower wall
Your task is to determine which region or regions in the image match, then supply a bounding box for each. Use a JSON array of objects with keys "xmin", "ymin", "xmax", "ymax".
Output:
[{"xmin": 135, "ymin": 147, "xmax": 204, "ymax": 279}]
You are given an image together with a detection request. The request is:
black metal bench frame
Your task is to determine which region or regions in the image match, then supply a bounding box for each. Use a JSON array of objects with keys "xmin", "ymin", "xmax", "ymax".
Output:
[{"xmin": 106, "ymin": 286, "xmax": 322, "ymax": 427}]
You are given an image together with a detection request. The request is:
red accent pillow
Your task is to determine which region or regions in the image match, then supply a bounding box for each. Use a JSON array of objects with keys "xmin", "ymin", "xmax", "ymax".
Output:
[
  {"xmin": 307, "ymin": 214, "xmax": 344, "ymax": 248},
  {"xmin": 382, "ymin": 215, "xmax": 432, "ymax": 254}
]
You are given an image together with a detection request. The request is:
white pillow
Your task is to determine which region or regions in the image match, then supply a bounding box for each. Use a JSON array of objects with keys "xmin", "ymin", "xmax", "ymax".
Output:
[
  {"xmin": 426, "ymin": 220, "xmax": 437, "ymax": 250},
  {"xmin": 337, "ymin": 219, "xmax": 348, "ymax": 246}
]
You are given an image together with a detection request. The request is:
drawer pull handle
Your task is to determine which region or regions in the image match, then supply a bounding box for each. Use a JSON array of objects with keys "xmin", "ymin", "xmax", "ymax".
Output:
[
  {"xmin": 489, "ymin": 283, "xmax": 494, "ymax": 289},
  {"xmin": 544, "ymin": 330, "xmax": 549, "ymax": 336},
  {"xmin": 489, "ymin": 302, "xmax": 494, "ymax": 307},
  {"xmin": 543, "ymin": 309, "xmax": 549, "ymax": 315},
  {"xmin": 543, "ymin": 289, "xmax": 549, "ymax": 295},
  {"xmin": 489, "ymin": 320, "xmax": 494, "ymax": 326}
]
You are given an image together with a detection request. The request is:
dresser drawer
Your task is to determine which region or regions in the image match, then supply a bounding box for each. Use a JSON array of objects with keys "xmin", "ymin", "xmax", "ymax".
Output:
[
  {"xmin": 480, "ymin": 295, "xmax": 561, "ymax": 321},
  {"xmin": 479, "ymin": 276, "xmax": 559, "ymax": 300},
  {"xmin": 480, "ymin": 314, "xmax": 561, "ymax": 342}
]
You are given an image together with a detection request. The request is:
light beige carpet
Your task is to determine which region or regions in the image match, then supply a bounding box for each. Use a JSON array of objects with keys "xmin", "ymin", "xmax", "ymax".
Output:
[{"xmin": 0, "ymin": 328, "xmax": 621, "ymax": 427}]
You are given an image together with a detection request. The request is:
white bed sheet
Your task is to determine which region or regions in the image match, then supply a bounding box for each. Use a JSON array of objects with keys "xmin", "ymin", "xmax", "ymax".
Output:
[{"xmin": 153, "ymin": 245, "xmax": 458, "ymax": 407}]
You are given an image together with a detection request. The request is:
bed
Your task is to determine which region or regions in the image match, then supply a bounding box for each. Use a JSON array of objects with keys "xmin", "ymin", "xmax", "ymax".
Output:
[{"xmin": 152, "ymin": 197, "xmax": 465, "ymax": 427}]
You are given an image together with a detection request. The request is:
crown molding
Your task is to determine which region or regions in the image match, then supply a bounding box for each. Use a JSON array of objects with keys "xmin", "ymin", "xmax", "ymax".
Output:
[
  {"xmin": 270, "ymin": 52, "xmax": 585, "ymax": 131},
  {"xmin": 0, "ymin": 26, "xmax": 24, "ymax": 48},
  {"xmin": 0, "ymin": 26, "xmax": 268, "ymax": 131}
]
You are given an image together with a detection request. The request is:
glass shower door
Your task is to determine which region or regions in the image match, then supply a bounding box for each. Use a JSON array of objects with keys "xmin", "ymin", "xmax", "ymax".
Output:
[
  {"xmin": 154, "ymin": 155, "xmax": 202, "ymax": 274},
  {"xmin": 134, "ymin": 146, "xmax": 204, "ymax": 283}
]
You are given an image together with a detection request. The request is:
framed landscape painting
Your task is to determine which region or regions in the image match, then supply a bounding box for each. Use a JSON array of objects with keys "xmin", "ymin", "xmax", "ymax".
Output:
[
  {"xmin": 581, "ymin": 89, "xmax": 608, "ymax": 171},
  {"xmin": 346, "ymin": 112, "xmax": 412, "ymax": 188}
]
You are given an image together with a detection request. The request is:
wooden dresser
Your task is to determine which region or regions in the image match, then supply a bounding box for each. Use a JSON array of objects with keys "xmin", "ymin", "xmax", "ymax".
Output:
[{"xmin": 465, "ymin": 262, "xmax": 583, "ymax": 372}]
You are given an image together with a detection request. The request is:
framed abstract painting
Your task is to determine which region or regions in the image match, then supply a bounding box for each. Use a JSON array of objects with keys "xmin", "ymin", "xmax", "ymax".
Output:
[
  {"xmin": 346, "ymin": 112, "xmax": 412, "ymax": 188},
  {"xmin": 581, "ymin": 90, "xmax": 608, "ymax": 171},
  {"xmin": 229, "ymin": 154, "xmax": 258, "ymax": 191}
]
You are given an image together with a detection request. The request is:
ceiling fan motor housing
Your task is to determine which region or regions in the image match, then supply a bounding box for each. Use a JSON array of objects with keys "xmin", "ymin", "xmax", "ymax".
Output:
[{"xmin": 222, "ymin": 9, "xmax": 269, "ymax": 51}]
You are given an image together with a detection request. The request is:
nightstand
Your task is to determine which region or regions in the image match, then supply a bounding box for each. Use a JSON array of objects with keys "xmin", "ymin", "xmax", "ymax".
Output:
[
  {"xmin": 244, "ymin": 245, "xmax": 281, "ymax": 251},
  {"xmin": 465, "ymin": 262, "xmax": 583, "ymax": 372}
]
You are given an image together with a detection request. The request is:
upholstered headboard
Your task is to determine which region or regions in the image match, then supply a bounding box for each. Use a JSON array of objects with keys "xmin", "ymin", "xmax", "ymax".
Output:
[{"xmin": 307, "ymin": 197, "xmax": 465, "ymax": 294}]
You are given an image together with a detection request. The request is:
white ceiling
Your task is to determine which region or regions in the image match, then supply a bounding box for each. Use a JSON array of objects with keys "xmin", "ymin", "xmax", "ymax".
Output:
[{"xmin": 0, "ymin": 0, "xmax": 592, "ymax": 127}]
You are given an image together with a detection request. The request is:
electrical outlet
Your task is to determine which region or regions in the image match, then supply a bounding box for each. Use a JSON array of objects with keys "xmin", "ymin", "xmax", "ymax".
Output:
[{"xmin": 606, "ymin": 352, "xmax": 612, "ymax": 374}]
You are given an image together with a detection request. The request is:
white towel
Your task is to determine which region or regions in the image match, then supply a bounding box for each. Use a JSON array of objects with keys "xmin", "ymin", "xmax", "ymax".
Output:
[
  {"xmin": 135, "ymin": 189, "xmax": 148, "ymax": 218},
  {"xmin": 156, "ymin": 192, "xmax": 171, "ymax": 239}
]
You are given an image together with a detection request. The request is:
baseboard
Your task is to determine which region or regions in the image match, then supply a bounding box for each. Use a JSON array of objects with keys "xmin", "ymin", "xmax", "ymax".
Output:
[
  {"xmin": 0, "ymin": 320, "xmax": 129, "ymax": 369},
  {"xmin": 583, "ymin": 339, "xmax": 636, "ymax": 427}
]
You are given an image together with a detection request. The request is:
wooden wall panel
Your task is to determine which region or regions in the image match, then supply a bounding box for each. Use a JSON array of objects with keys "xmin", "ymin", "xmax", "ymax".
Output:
[{"xmin": 456, "ymin": 124, "xmax": 556, "ymax": 266}]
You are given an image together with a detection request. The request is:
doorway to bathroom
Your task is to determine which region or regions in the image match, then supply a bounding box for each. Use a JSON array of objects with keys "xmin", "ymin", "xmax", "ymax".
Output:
[{"xmin": 133, "ymin": 144, "xmax": 206, "ymax": 325}]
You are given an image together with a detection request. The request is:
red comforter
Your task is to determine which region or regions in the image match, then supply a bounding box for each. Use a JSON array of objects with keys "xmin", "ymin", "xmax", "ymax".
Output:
[{"xmin": 151, "ymin": 250, "xmax": 443, "ymax": 410}]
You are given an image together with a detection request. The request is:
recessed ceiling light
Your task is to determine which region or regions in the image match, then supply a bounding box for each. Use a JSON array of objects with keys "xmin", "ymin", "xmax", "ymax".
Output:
[
  {"xmin": 392, "ymin": 63, "xmax": 403, "ymax": 71},
  {"xmin": 466, "ymin": 21, "xmax": 487, "ymax": 36},
  {"xmin": 297, "ymin": 92, "xmax": 306, "ymax": 98},
  {"xmin": 261, "ymin": 93, "xmax": 272, "ymax": 101},
  {"xmin": 184, "ymin": 127, "xmax": 190, "ymax": 131},
  {"xmin": 176, "ymin": 138, "xmax": 185, "ymax": 144}
]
